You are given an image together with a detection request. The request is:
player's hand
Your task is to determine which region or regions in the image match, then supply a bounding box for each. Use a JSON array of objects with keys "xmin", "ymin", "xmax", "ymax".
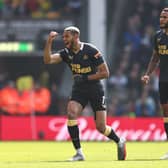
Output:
[
  {"xmin": 48, "ymin": 31, "xmax": 58, "ymax": 42},
  {"xmin": 73, "ymin": 74, "xmax": 88, "ymax": 84},
  {"xmin": 141, "ymin": 75, "xmax": 150, "ymax": 84}
]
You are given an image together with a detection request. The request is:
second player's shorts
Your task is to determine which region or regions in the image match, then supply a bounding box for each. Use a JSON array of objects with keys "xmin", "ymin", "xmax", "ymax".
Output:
[
  {"xmin": 70, "ymin": 81, "xmax": 106, "ymax": 112},
  {"xmin": 159, "ymin": 82, "xmax": 168, "ymax": 104}
]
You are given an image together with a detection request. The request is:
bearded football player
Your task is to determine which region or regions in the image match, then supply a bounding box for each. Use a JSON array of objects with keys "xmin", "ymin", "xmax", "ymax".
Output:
[{"xmin": 141, "ymin": 8, "xmax": 168, "ymax": 159}]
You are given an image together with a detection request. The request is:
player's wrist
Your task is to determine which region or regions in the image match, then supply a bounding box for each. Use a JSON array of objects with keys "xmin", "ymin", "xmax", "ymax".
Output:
[
  {"xmin": 47, "ymin": 39, "xmax": 53, "ymax": 44},
  {"xmin": 82, "ymin": 75, "xmax": 88, "ymax": 81},
  {"xmin": 74, "ymin": 74, "xmax": 88, "ymax": 84},
  {"xmin": 144, "ymin": 72, "xmax": 150, "ymax": 76}
]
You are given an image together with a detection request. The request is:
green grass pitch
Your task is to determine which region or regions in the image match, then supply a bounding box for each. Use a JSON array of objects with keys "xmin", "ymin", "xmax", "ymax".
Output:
[{"xmin": 0, "ymin": 141, "xmax": 167, "ymax": 168}]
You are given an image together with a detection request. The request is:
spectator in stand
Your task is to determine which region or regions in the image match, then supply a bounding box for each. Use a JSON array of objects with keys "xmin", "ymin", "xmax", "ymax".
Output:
[
  {"xmin": 48, "ymin": 83, "xmax": 59, "ymax": 115},
  {"xmin": 108, "ymin": 68, "xmax": 128, "ymax": 101},
  {"xmin": 139, "ymin": 25, "xmax": 154, "ymax": 68},
  {"xmin": 124, "ymin": 14, "xmax": 142, "ymax": 54},
  {"xmin": 127, "ymin": 63, "xmax": 141, "ymax": 100},
  {"xmin": 108, "ymin": 0, "xmax": 166, "ymax": 117},
  {"xmin": 16, "ymin": 75, "xmax": 34, "ymax": 93},
  {"xmin": 1, "ymin": 0, "xmax": 26, "ymax": 18},
  {"xmin": 148, "ymin": 71, "xmax": 160, "ymax": 114},
  {"xmin": 11, "ymin": 0, "xmax": 26, "ymax": 17},
  {"xmin": 108, "ymin": 69, "xmax": 128, "ymax": 89},
  {"xmin": 0, "ymin": 73, "xmax": 8, "ymax": 89},
  {"xmin": 1, "ymin": 0, "xmax": 13, "ymax": 17},
  {"xmin": 29, "ymin": 0, "xmax": 52, "ymax": 18},
  {"xmin": 39, "ymin": 70, "xmax": 50, "ymax": 88},
  {"xmin": 49, "ymin": 0, "xmax": 68, "ymax": 18},
  {"xmin": 124, "ymin": 99, "xmax": 136, "ymax": 117},
  {"xmin": 108, "ymin": 97, "xmax": 125, "ymax": 116},
  {"xmin": 0, "ymin": 0, "xmax": 3, "ymax": 15},
  {"xmin": 135, "ymin": 89, "xmax": 156, "ymax": 117},
  {"xmin": 25, "ymin": 0, "xmax": 39, "ymax": 17},
  {"xmin": 25, "ymin": 0, "xmax": 65, "ymax": 19},
  {"xmin": 33, "ymin": 82, "xmax": 51, "ymax": 114},
  {"xmin": 0, "ymin": 80, "xmax": 19, "ymax": 115},
  {"xmin": 67, "ymin": 0, "xmax": 82, "ymax": 16},
  {"xmin": 144, "ymin": 0, "xmax": 163, "ymax": 27}
]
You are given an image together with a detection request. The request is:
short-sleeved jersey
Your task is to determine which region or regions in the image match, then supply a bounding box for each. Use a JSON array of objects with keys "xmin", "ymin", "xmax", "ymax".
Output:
[
  {"xmin": 154, "ymin": 30, "xmax": 168, "ymax": 82},
  {"xmin": 58, "ymin": 42, "xmax": 104, "ymax": 83}
]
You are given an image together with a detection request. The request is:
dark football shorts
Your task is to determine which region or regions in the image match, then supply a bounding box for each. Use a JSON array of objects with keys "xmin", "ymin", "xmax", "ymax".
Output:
[
  {"xmin": 159, "ymin": 82, "xmax": 168, "ymax": 104},
  {"xmin": 70, "ymin": 82, "xmax": 106, "ymax": 112}
]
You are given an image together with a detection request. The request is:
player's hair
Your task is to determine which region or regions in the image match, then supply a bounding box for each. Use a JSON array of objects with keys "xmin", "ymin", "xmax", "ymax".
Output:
[
  {"xmin": 64, "ymin": 26, "xmax": 80, "ymax": 35},
  {"xmin": 163, "ymin": 8, "xmax": 168, "ymax": 12}
]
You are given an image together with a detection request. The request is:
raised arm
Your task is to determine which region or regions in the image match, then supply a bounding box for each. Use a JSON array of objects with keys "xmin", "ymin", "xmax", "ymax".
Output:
[
  {"xmin": 44, "ymin": 31, "xmax": 63, "ymax": 64},
  {"xmin": 141, "ymin": 49, "xmax": 160, "ymax": 84}
]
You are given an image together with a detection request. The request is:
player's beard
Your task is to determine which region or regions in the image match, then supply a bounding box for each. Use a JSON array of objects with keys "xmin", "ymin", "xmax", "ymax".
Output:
[
  {"xmin": 165, "ymin": 22, "xmax": 168, "ymax": 28},
  {"xmin": 160, "ymin": 22, "xmax": 168, "ymax": 29},
  {"xmin": 70, "ymin": 41, "xmax": 75, "ymax": 51},
  {"xmin": 65, "ymin": 40, "xmax": 73, "ymax": 49}
]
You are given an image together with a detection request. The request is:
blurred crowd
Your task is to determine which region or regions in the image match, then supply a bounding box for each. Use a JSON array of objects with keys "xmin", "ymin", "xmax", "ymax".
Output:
[
  {"xmin": 0, "ymin": 0, "xmax": 82, "ymax": 19},
  {"xmin": 0, "ymin": 73, "xmax": 51, "ymax": 115},
  {"xmin": 0, "ymin": 70, "xmax": 65, "ymax": 115},
  {"xmin": 0, "ymin": 0, "xmax": 82, "ymax": 116},
  {"xmin": 107, "ymin": 0, "xmax": 167, "ymax": 117}
]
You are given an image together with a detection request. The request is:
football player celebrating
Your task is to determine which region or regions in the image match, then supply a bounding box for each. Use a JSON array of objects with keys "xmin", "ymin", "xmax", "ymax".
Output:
[{"xmin": 44, "ymin": 26, "xmax": 126, "ymax": 161}]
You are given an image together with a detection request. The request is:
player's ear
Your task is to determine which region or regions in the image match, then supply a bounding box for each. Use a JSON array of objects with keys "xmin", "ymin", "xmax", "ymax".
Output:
[{"xmin": 74, "ymin": 33, "xmax": 79, "ymax": 39}]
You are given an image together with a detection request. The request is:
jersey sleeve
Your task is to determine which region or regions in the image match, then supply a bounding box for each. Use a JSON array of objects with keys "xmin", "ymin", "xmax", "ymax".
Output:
[
  {"xmin": 57, "ymin": 49, "xmax": 69, "ymax": 63},
  {"xmin": 153, "ymin": 30, "xmax": 162, "ymax": 51},
  {"xmin": 88, "ymin": 44, "xmax": 105, "ymax": 66}
]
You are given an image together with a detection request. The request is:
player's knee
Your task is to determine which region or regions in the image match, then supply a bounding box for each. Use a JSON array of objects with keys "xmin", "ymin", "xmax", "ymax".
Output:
[
  {"xmin": 96, "ymin": 123, "xmax": 106, "ymax": 134},
  {"xmin": 163, "ymin": 109, "xmax": 168, "ymax": 117},
  {"xmin": 67, "ymin": 102, "xmax": 78, "ymax": 119},
  {"xmin": 163, "ymin": 111, "xmax": 168, "ymax": 117},
  {"xmin": 162, "ymin": 105, "xmax": 168, "ymax": 117}
]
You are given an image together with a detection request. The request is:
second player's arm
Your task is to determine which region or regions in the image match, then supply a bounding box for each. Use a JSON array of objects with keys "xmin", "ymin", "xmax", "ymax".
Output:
[
  {"xmin": 87, "ymin": 62, "xmax": 110, "ymax": 80},
  {"xmin": 141, "ymin": 49, "xmax": 160, "ymax": 84},
  {"xmin": 145, "ymin": 49, "xmax": 160, "ymax": 76},
  {"xmin": 44, "ymin": 31, "xmax": 62, "ymax": 64}
]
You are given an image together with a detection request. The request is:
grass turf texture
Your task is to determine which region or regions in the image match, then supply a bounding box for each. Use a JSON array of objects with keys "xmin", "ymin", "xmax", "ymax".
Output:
[{"xmin": 0, "ymin": 141, "xmax": 167, "ymax": 168}]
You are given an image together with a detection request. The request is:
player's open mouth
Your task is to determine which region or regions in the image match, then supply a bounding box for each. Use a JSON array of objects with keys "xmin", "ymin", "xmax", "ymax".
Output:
[{"xmin": 65, "ymin": 42, "xmax": 70, "ymax": 48}]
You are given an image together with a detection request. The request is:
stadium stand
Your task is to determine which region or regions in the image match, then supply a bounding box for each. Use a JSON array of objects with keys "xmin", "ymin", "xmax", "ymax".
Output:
[
  {"xmin": 0, "ymin": 0, "xmax": 82, "ymax": 115},
  {"xmin": 107, "ymin": 0, "xmax": 166, "ymax": 117}
]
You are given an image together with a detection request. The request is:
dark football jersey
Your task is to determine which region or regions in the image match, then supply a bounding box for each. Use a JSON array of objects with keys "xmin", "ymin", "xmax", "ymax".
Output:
[
  {"xmin": 58, "ymin": 42, "xmax": 104, "ymax": 77},
  {"xmin": 154, "ymin": 30, "xmax": 168, "ymax": 82}
]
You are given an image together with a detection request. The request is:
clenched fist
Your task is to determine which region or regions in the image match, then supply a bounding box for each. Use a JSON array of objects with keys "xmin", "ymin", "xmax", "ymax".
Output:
[
  {"xmin": 48, "ymin": 31, "xmax": 58, "ymax": 41},
  {"xmin": 141, "ymin": 75, "xmax": 150, "ymax": 84}
]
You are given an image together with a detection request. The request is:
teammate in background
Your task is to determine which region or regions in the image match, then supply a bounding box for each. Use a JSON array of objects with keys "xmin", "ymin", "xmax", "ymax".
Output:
[
  {"xmin": 141, "ymin": 8, "xmax": 168, "ymax": 159},
  {"xmin": 44, "ymin": 26, "xmax": 126, "ymax": 161}
]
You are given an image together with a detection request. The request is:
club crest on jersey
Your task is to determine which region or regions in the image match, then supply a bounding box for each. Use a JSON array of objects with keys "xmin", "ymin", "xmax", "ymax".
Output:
[
  {"xmin": 68, "ymin": 55, "xmax": 73, "ymax": 60},
  {"xmin": 83, "ymin": 54, "xmax": 88, "ymax": 60},
  {"xmin": 157, "ymin": 38, "xmax": 161, "ymax": 43}
]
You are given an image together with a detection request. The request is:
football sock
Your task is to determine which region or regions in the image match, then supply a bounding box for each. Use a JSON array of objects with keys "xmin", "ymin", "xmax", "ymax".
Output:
[
  {"xmin": 163, "ymin": 117, "xmax": 168, "ymax": 139},
  {"xmin": 103, "ymin": 125, "xmax": 120, "ymax": 143},
  {"xmin": 77, "ymin": 148, "xmax": 83, "ymax": 155},
  {"xmin": 67, "ymin": 119, "xmax": 81, "ymax": 149}
]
